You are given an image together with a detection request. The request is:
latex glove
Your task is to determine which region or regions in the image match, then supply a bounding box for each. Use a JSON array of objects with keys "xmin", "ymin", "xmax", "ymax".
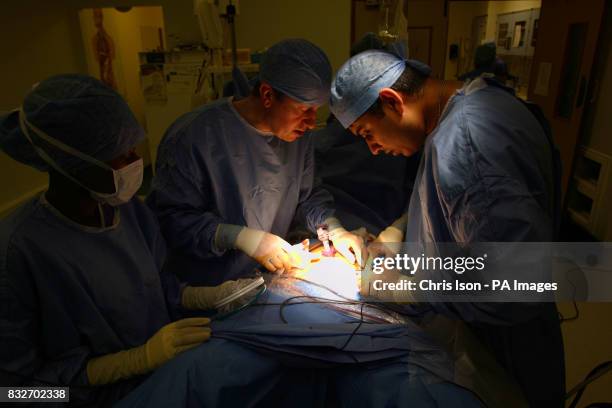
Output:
[
  {"xmin": 368, "ymin": 214, "xmax": 407, "ymax": 259},
  {"xmin": 182, "ymin": 278, "xmax": 264, "ymax": 313},
  {"xmin": 379, "ymin": 213, "xmax": 407, "ymax": 242},
  {"xmin": 216, "ymin": 224, "xmax": 302, "ymax": 273},
  {"xmin": 87, "ymin": 317, "xmax": 210, "ymax": 385},
  {"xmin": 325, "ymin": 217, "xmax": 366, "ymax": 268},
  {"xmin": 287, "ymin": 239, "xmax": 315, "ymax": 267},
  {"xmin": 351, "ymin": 227, "xmax": 376, "ymax": 243}
]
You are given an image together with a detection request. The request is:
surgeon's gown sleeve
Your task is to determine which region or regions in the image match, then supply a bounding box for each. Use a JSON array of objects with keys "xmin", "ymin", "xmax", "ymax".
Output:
[
  {"xmin": 147, "ymin": 119, "xmax": 222, "ymax": 260},
  {"xmin": 0, "ymin": 198, "xmax": 178, "ymax": 405},
  {"xmin": 404, "ymin": 79, "xmax": 565, "ymax": 406}
]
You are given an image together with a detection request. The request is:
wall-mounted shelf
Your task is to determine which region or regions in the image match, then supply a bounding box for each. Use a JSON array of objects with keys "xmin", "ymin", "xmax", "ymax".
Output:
[
  {"xmin": 574, "ymin": 176, "xmax": 598, "ymax": 199},
  {"xmin": 567, "ymin": 147, "xmax": 611, "ymax": 239}
]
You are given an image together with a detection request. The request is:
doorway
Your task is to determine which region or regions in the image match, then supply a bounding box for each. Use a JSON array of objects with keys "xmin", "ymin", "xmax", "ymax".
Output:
[{"xmin": 445, "ymin": 1, "xmax": 541, "ymax": 99}]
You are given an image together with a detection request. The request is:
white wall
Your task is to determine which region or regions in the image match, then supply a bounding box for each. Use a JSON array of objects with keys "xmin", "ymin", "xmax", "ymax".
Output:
[
  {"xmin": 235, "ymin": 0, "xmax": 351, "ymax": 73},
  {"xmin": 0, "ymin": 0, "xmax": 87, "ymax": 215},
  {"xmin": 485, "ymin": 0, "xmax": 541, "ymax": 41},
  {"xmin": 234, "ymin": 0, "xmax": 351, "ymax": 122}
]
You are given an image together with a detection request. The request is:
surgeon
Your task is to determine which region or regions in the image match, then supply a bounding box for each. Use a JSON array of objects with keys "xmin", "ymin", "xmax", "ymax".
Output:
[
  {"xmin": 147, "ymin": 39, "xmax": 365, "ymax": 286},
  {"xmin": 329, "ymin": 47, "xmax": 565, "ymax": 406},
  {"xmin": 0, "ymin": 74, "xmax": 261, "ymax": 406}
]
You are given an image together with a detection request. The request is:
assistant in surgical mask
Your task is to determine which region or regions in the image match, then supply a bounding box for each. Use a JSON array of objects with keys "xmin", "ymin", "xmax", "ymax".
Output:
[
  {"xmin": 90, "ymin": 158, "xmax": 144, "ymax": 206},
  {"xmin": 18, "ymin": 108, "xmax": 143, "ymax": 206}
]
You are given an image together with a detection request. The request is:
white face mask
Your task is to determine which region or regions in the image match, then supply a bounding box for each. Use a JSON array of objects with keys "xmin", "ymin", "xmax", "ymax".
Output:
[
  {"xmin": 90, "ymin": 158, "xmax": 144, "ymax": 206},
  {"xmin": 18, "ymin": 108, "xmax": 143, "ymax": 206}
]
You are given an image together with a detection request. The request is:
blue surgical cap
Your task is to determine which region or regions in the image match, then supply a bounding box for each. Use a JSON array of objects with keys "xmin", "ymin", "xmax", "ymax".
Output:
[
  {"xmin": 0, "ymin": 74, "xmax": 144, "ymax": 172},
  {"xmin": 330, "ymin": 46, "xmax": 432, "ymax": 128},
  {"xmin": 259, "ymin": 39, "xmax": 332, "ymax": 106}
]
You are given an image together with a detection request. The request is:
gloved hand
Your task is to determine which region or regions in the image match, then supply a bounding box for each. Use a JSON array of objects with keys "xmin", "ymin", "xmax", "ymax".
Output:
[
  {"xmin": 182, "ymin": 278, "xmax": 264, "ymax": 313},
  {"xmin": 87, "ymin": 317, "xmax": 210, "ymax": 385},
  {"xmin": 379, "ymin": 213, "xmax": 407, "ymax": 241},
  {"xmin": 351, "ymin": 227, "xmax": 376, "ymax": 243},
  {"xmin": 216, "ymin": 224, "xmax": 302, "ymax": 273},
  {"xmin": 325, "ymin": 217, "xmax": 366, "ymax": 268},
  {"xmin": 368, "ymin": 214, "xmax": 407, "ymax": 259}
]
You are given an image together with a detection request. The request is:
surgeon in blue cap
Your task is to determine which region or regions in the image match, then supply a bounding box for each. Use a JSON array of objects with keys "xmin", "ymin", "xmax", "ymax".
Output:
[
  {"xmin": 329, "ymin": 48, "xmax": 565, "ymax": 406},
  {"xmin": 147, "ymin": 39, "xmax": 366, "ymax": 286},
  {"xmin": 313, "ymin": 33, "xmax": 421, "ymax": 234},
  {"xmin": 0, "ymin": 74, "xmax": 263, "ymax": 405}
]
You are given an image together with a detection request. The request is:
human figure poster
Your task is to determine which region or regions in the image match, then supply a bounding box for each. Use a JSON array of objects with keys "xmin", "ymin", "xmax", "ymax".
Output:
[
  {"xmin": 91, "ymin": 8, "xmax": 117, "ymax": 90},
  {"xmin": 78, "ymin": 8, "xmax": 125, "ymax": 96}
]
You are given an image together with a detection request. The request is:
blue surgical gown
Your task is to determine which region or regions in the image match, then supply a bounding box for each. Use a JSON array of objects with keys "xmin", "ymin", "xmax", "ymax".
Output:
[
  {"xmin": 313, "ymin": 117, "xmax": 420, "ymax": 233},
  {"xmin": 0, "ymin": 196, "xmax": 181, "ymax": 406},
  {"xmin": 147, "ymin": 98, "xmax": 334, "ymax": 286},
  {"xmin": 404, "ymin": 78, "xmax": 565, "ymax": 406}
]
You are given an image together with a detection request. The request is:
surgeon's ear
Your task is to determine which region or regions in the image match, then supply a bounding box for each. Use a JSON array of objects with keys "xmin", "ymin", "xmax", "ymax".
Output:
[
  {"xmin": 259, "ymin": 82, "xmax": 275, "ymax": 109},
  {"xmin": 378, "ymin": 88, "xmax": 404, "ymax": 117}
]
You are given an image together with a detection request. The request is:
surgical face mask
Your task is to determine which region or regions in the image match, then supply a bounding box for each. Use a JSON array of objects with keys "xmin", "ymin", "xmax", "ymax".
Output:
[
  {"xmin": 90, "ymin": 158, "xmax": 143, "ymax": 206},
  {"xmin": 18, "ymin": 108, "xmax": 143, "ymax": 206}
]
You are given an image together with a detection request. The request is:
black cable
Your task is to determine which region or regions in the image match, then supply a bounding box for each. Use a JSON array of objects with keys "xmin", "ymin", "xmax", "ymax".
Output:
[
  {"xmin": 252, "ymin": 294, "xmax": 373, "ymax": 363},
  {"xmin": 251, "ymin": 293, "xmax": 429, "ymax": 324},
  {"xmin": 250, "ymin": 275, "xmax": 433, "ymax": 329},
  {"xmin": 339, "ymin": 302, "xmax": 366, "ymax": 352},
  {"xmin": 280, "ymin": 275, "xmax": 355, "ymax": 302},
  {"xmin": 559, "ymin": 300, "xmax": 579, "ymax": 323},
  {"xmin": 559, "ymin": 276, "xmax": 580, "ymax": 323},
  {"xmin": 554, "ymin": 263, "xmax": 612, "ymax": 323},
  {"xmin": 277, "ymin": 295, "xmax": 380, "ymax": 324},
  {"xmin": 567, "ymin": 360, "xmax": 612, "ymax": 408},
  {"xmin": 277, "ymin": 275, "xmax": 432, "ymax": 318},
  {"xmin": 251, "ymin": 296, "xmax": 389, "ymax": 325},
  {"xmin": 549, "ymin": 264, "xmax": 582, "ymax": 323},
  {"xmin": 276, "ymin": 296, "xmax": 368, "ymax": 363},
  {"xmin": 277, "ymin": 293, "xmax": 424, "ymax": 324}
]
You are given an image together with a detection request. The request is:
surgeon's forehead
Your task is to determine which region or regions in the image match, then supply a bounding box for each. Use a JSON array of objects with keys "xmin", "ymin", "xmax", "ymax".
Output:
[
  {"xmin": 284, "ymin": 96, "xmax": 319, "ymax": 111},
  {"xmin": 348, "ymin": 115, "xmax": 370, "ymax": 135}
]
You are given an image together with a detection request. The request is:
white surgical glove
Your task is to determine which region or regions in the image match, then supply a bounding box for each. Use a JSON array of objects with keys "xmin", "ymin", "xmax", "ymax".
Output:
[
  {"xmin": 368, "ymin": 213, "xmax": 407, "ymax": 259},
  {"xmin": 182, "ymin": 278, "xmax": 264, "ymax": 313},
  {"xmin": 324, "ymin": 217, "xmax": 366, "ymax": 268},
  {"xmin": 215, "ymin": 224, "xmax": 303, "ymax": 273}
]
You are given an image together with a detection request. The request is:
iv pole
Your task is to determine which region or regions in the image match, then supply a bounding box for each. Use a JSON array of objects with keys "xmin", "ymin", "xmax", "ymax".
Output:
[{"xmin": 225, "ymin": 1, "xmax": 250, "ymax": 97}]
